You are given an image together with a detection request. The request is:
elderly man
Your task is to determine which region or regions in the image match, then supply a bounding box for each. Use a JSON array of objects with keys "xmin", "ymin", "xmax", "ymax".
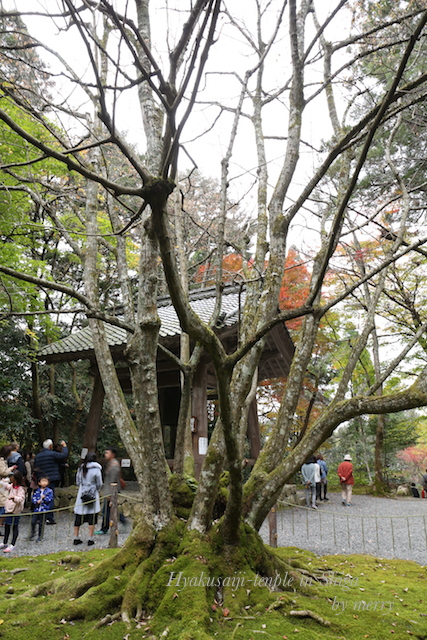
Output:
[
  {"xmin": 337, "ymin": 453, "xmax": 354, "ymax": 506},
  {"xmin": 34, "ymin": 439, "xmax": 68, "ymax": 524}
]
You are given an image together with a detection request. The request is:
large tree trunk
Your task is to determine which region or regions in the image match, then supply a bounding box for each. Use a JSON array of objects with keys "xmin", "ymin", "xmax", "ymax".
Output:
[
  {"xmin": 83, "ymin": 371, "xmax": 105, "ymax": 453},
  {"xmin": 374, "ymin": 413, "xmax": 386, "ymax": 490}
]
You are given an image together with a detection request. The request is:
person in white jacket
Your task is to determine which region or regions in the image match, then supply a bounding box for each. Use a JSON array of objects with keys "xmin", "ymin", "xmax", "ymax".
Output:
[
  {"xmin": 0, "ymin": 470, "xmax": 26, "ymax": 552},
  {"xmin": 73, "ymin": 453, "xmax": 103, "ymax": 547}
]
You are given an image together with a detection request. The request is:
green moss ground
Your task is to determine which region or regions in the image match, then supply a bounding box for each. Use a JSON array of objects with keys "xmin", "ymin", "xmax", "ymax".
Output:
[{"xmin": 0, "ymin": 545, "xmax": 426, "ymax": 640}]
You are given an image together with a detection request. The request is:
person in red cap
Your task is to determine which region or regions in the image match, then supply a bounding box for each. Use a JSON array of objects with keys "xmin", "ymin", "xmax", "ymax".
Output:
[{"xmin": 337, "ymin": 454, "xmax": 354, "ymax": 506}]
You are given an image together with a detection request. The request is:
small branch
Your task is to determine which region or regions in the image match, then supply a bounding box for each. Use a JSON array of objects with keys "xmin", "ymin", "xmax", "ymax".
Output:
[{"xmin": 0, "ymin": 264, "xmax": 92, "ymax": 308}]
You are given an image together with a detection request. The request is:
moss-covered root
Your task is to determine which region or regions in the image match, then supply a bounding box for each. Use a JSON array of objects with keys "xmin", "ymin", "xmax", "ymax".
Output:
[
  {"xmin": 62, "ymin": 518, "xmax": 156, "ymax": 620},
  {"xmin": 26, "ymin": 519, "xmax": 322, "ymax": 636},
  {"xmin": 140, "ymin": 523, "xmax": 323, "ymax": 639},
  {"xmin": 121, "ymin": 520, "xmax": 186, "ymax": 623},
  {"xmin": 22, "ymin": 518, "xmax": 155, "ymax": 623}
]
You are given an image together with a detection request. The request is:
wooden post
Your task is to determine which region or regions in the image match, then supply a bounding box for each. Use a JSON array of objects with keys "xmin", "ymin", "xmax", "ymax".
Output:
[
  {"xmin": 109, "ymin": 482, "xmax": 118, "ymax": 549},
  {"xmin": 192, "ymin": 363, "xmax": 208, "ymax": 479},
  {"xmin": 268, "ymin": 505, "xmax": 277, "ymax": 547}
]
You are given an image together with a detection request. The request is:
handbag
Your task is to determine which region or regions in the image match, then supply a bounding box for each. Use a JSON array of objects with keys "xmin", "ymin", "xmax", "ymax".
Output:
[
  {"xmin": 4, "ymin": 498, "xmax": 17, "ymax": 514},
  {"xmin": 81, "ymin": 487, "xmax": 96, "ymax": 504}
]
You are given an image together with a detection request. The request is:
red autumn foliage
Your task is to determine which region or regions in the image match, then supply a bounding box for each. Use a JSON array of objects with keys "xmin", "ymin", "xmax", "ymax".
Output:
[
  {"xmin": 396, "ymin": 445, "xmax": 427, "ymax": 478},
  {"xmin": 278, "ymin": 248, "xmax": 310, "ymax": 330},
  {"xmin": 194, "ymin": 248, "xmax": 310, "ymax": 331}
]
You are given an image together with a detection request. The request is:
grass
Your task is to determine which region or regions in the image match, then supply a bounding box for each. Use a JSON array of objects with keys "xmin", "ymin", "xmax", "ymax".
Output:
[{"xmin": 0, "ymin": 546, "xmax": 426, "ymax": 639}]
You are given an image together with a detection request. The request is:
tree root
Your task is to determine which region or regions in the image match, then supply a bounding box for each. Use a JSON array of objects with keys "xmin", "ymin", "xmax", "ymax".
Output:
[
  {"xmin": 93, "ymin": 611, "xmax": 122, "ymax": 628},
  {"xmin": 7, "ymin": 567, "xmax": 29, "ymax": 575},
  {"xmin": 289, "ymin": 609, "xmax": 331, "ymax": 626},
  {"xmin": 16, "ymin": 518, "xmax": 327, "ymax": 638}
]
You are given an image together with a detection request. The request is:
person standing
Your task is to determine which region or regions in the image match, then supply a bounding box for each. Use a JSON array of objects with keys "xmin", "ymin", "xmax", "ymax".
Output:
[
  {"xmin": 0, "ymin": 446, "xmax": 12, "ymax": 484},
  {"xmin": 313, "ymin": 456, "xmax": 321, "ymax": 503},
  {"xmin": 411, "ymin": 482, "xmax": 420, "ymax": 498},
  {"xmin": 24, "ymin": 452, "xmax": 35, "ymax": 508},
  {"xmin": 337, "ymin": 454, "xmax": 354, "ymax": 506},
  {"xmin": 34, "ymin": 439, "xmax": 68, "ymax": 524},
  {"xmin": 0, "ymin": 446, "xmax": 13, "ymax": 524},
  {"xmin": 73, "ymin": 453, "xmax": 103, "ymax": 547},
  {"xmin": 7, "ymin": 443, "xmax": 25, "ymax": 476},
  {"xmin": 301, "ymin": 456, "xmax": 317, "ymax": 509},
  {"xmin": 0, "ymin": 470, "xmax": 26, "ymax": 552},
  {"xmin": 96, "ymin": 447, "xmax": 123, "ymax": 534},
  {"xmin": 30, "ymin": 476, "xmax": 53, "ymax": 542},
  {"xmin": 316, "ymin": 454, "xmax": 329, "ymax": 501}
]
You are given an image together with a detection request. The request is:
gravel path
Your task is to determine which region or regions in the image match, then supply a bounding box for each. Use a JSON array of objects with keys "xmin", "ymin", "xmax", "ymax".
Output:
[
  {"xmin": 259, "ymin": 493, "xmax": 427, "ymax": 565},
  {"xmin": 0, "ymin": 510, "xmax": 131, "ymax": 558},
  {"xmin": 2, "ymin": 494, "xmax": 427, "ymax": 564}
]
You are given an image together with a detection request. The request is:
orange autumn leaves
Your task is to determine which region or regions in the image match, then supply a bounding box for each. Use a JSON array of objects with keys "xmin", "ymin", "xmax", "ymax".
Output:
[{"xmin": 194, "ymin": 248, "xmax": 311, "ymax": 330}]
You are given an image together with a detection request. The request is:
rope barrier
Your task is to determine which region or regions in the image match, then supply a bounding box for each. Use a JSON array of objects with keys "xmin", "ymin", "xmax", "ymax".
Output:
[
  {"xmin": 1, "ymin": 491, "xmax": 119, "ymax": 519},
  {"xmin": 0, "ymin": 488, "xmax": 138, "ymax": 550},
  {"xmin": 278, "ymin": 499, "xmax": 427, "ymax": 518},
  {"xmin": 1, "ymin": 489, "xmax": 144, "ymax": 522}
]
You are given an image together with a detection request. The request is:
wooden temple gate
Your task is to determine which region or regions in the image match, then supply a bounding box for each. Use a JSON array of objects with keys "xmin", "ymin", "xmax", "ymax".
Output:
[{"xmin": 38, "ymin": 285, "xmax": 294, "ymax": 478}]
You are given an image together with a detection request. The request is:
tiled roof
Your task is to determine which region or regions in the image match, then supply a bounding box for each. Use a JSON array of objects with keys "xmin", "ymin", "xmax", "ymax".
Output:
[{"xmin": 38, "ymin": 285, "xmax": 246, "ymax": 361}]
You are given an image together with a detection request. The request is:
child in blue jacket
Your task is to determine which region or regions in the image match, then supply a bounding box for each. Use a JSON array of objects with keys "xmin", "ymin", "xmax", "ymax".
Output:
[{"xmin": 30, "ymin": 476, "xmax": 53, "ymax": 542}]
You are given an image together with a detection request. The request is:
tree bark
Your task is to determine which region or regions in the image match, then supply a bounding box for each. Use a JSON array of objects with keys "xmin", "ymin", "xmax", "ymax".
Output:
[{"xmin": 83, "ymin": 371, "xmax": 105, "ymax": 453}]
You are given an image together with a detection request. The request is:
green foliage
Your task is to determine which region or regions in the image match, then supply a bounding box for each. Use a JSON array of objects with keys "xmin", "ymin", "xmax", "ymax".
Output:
[
  {"xmin": 326, "ymin": 406, "xmax": 422, "ymax": 486},
  {"xmin": 0, "ymin": 319, "xmax": 35, "ymax": 441}
]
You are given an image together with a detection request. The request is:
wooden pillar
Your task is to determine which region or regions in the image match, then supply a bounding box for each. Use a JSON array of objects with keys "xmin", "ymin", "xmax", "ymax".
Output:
[
  {"xmin": 109, "ymin": 482, "xmax": 119, "ymax": 549},
  {"xmin": 83, "ymin": 371, "xmax": 105, "ymax": 453},
  {"xmin": 268, "ymin": 505, "xmax": 277, "ymax": 547},
  {"xmin": 247, "ymin": 398, "xmax": 261, "ymax": 460},
  {"xmin": 191, "ymin": 363, "xmax": 208, "ymax": 479}
]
